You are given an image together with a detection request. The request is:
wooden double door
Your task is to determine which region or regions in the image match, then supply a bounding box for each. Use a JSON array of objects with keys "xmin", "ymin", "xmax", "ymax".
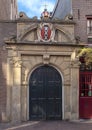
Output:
[{"xmin": 29, "ymin": 65, "xmax": 62, "ymax": 120}]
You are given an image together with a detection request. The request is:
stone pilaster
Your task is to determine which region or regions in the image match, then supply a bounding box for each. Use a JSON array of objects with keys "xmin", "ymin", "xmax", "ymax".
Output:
[
  {"xmin": 7, "ymin": 57, "xmax": 22, "ymax": 122},
  {"xmin": 12, "ymin": 57, "xmax": 22, "ymax": 122},
  {"xmin": 70, "ymin": 57, "xmax": 80, "ymax": 120},
  {"xmin": 6, "ymin": 58, "xmax": 13, "ymax": 122}
]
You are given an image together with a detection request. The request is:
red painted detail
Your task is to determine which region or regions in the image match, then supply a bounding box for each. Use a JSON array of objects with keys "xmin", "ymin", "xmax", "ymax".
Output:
[
  {"xmin": 41, "ymin": 25, "xmax": 51, "ymax": 40},
  {"xmin": 41, "ymin": 9, "xmax": 50, "ymax": 18},
  {"xmin": 41, "ymin": 27, "xmax": 45, "ymax": 40},
  {"xmin": 79, "ymin": 97, "xmax": 92, "ymax": 119},
  {"xmin": 43, "ymin": 11, "xmax": 49, "ymax": 17},
  {"xmin": 79, "ymin": 71, "xmax": 92, "ymax": 119},
  {"xmin": 48, "ymin": 28, "xmax": 51, "ymax": 39}
]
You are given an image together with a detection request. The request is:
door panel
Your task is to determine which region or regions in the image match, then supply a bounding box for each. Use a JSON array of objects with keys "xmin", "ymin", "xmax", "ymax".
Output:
[
  {"xmin": 29, "ymin": 65, "xmax": 62, "ymax": 120},
  {"xmin": 79, "ymin": 71, "xmax": 92, "ymax": 119},
  {"xmin": 79, "ymin": 97, "xmax": 92, "ymax": 118}
]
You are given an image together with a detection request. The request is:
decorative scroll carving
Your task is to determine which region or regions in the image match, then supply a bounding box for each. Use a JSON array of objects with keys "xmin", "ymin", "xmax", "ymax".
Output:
[
  {"xmin": 71, "ymin": 57, "xmax": 80, "ymax": 67},
  {"xmin": 9, "ymin": 57, "xmax": 22, "ymax": 67},
  {"xmin": 19, "ymin": 12, "xmax": 29, "ymax": 19},
  {"xmin": 4, "ymin": 35, "xmax": 17, "ymax": 43},
  {"xmin": 71, "ymin": 51, "xmax": 80, "ymax": 67}
]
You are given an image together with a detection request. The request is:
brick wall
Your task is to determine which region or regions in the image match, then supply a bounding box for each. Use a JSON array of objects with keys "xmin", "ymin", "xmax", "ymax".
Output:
[
  {"xmin": 0, "ymin": 0, "xmax": 18, "ymax": 20},
  {"xmin": 0, "ymin": 22, "xmax": 17, "ymax": 122},
  {"xmin": 72, "ymin": 0, "xmax": 92, "ymax": 43},
  {"xmin": 0, "ymin": 0, "xmax": 11, "ymax": 20}
]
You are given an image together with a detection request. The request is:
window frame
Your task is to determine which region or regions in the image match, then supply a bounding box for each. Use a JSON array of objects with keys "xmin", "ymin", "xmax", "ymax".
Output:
[{"xmin": 86, "ymin": 15, "xmax": 92, "ymax": 35}]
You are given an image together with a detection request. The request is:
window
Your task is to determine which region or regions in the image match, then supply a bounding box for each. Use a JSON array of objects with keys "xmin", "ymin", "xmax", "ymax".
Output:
[
  {"xmin": 87, "ymin": 18, "xmax": 92, "ymax": 34},
  {"xmin": 80, "ymin": 56, "xmax": 92, "ymax": 97},
  {"xmin": 80, "ymin": 72, "xmax": 92, "ymax": 97}
]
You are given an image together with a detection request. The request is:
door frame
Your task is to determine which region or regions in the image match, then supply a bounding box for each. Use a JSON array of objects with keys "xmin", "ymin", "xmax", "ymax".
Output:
[{"xmin": 27, "ymin": 64, "xmax": 64, "ymax": 120}]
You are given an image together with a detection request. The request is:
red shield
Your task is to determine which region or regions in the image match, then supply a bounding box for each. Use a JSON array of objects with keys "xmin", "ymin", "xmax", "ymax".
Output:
[{"xmin": 41, "ymin": 25, "xmax": 51, "ymax": 41}]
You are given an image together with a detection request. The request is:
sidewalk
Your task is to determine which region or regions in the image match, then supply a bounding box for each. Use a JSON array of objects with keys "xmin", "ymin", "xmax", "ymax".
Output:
[
  {"xmin": 0, "ymin": 120, "xmax": 92, "ymax": 130},
  {"xmin": 0, "ymin": 121, "xmax": 39, "ymax": 130}
]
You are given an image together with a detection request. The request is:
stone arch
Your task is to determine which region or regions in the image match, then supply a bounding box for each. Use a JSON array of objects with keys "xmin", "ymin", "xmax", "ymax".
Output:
[
  {"xmin": 20, "ymin": 23, "xmax": 38, "ymax": 41},
  {"xmin": 28, "ymin": 65, "xmax": 63, "ymax": 120},
  {"xmin": 27, "ymin": 64, "xmax": 64, "ymax": 86},
  {"xmin": 27, "ymin": 64, "xmax": 64, "ymax": 120},
  {"xmin": 54, "ymin": 25, "xmax": 74, "ymax": 43}
]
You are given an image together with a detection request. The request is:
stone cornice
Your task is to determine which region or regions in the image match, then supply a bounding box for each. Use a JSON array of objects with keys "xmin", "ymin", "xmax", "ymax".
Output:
[
  {"xmin": 0, "ymin": 19, "xmax": 76, "ymax": 24},
  {"xmin": 5, "ymin": 40, "xmax": 85, "ymax": 47}
]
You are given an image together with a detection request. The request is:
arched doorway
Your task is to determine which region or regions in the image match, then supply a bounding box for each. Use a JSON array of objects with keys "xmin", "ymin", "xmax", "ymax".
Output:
[{"xmin": 29, "ymin": 65, "xmax": 62, "ymax": 120}]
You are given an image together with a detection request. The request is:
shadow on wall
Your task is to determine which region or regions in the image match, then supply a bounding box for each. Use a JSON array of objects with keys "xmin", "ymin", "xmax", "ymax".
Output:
[
  {"xmin": 0, "ymin": 22, "xmax": 17, "ymax": 122},
  {"xmin": 0, "ymin": 48, "xmax": 7, "ymax": 122}
]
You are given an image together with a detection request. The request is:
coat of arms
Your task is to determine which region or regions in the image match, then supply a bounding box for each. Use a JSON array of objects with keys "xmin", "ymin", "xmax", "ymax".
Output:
[{"xmin": 37, "ymin": 23, "xmax": 55, "ymax": 42}]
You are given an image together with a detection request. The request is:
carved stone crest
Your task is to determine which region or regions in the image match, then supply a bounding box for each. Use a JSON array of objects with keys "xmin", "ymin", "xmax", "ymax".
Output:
[{"xmin": 37, "ymin": 23, "xmax": 55, "ymax": 42}]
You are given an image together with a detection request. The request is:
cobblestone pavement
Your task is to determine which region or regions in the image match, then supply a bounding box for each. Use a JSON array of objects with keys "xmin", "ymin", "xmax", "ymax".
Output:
[{"xmin": 0, "ymin": 120, "xmax": 92, "ymax": 130}]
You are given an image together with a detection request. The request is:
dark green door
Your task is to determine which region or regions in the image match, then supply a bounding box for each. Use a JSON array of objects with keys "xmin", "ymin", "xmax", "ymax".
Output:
[{"xmin": 29, "ymin": 65, "xmax": 62, "ymax": 120}]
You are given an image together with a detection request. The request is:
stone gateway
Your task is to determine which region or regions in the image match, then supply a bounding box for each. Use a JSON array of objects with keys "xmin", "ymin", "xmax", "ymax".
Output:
[
  {"xmin": 1, "ymin": 0, "xmax": 92, "ymax": 123},
  {"xmin": 5, "ymin": 17, "xmax": 82, "ymax": 122}
]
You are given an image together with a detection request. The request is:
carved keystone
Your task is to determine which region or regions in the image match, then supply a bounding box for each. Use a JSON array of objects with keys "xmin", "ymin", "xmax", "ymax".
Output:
[{"xmin": 43, "ymin": 54, "xmax": 50, "ymax": 65}]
